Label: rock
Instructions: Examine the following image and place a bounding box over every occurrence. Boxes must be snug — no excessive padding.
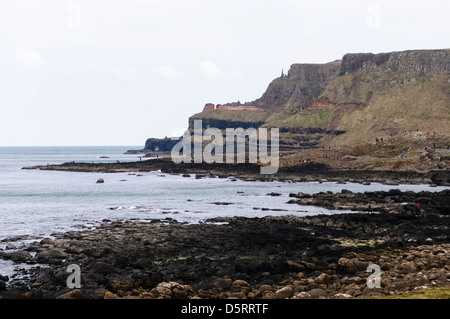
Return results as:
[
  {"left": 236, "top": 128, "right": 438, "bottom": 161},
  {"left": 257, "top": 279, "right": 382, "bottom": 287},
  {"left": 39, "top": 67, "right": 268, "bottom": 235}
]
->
[
  {"left": 104, "top": 291, "right": 121, "bottom": 299},
  {"left": 337, "top": 257, "right": 369, "bottom": 273},
  {"left": 96, "top": 178, "right": 104, "bottom": 183},
  {"left": 152, "top": 282, "right": 173, "bottom": 299},
  {"left": 56, "top": 289, "right": 84, "bottom": 299},
  {"left": 360, "top": 287, "right": 382, "bottom": 297},
  {"left": 212, "top": 278, "right": 233, "bottom": 290},
  {"left": 292, "top": 292, "right": 311, "bottom": 299},
  {"left": 172, "top": 283, "right": 194, "bottom": 299},
  {"left": 230, "top": 280, "right": 251, "bottom": 294},
  {"left": 342, "top": 155, "right": 357, "bottom": 161},
  {"left": 89, "top": 262, "right": 116, "bottom": 275},
  {"left": 315, "top": 273, "right": 332, "bottom": 285},
  {"left": 331, "top": 293, "right": 353, "bottom": 299},
  {"left": 0, "top": 275, "right": 7, "bottom": 291},
  {"left": 35, "top": 248, "right": 68, "bottom": 264},
  {"left": 93, "top": 288, "right": 109, "bottom": 299},
  {"left": 395, "top": 261, "right": 417, "bottom": 274},
  {"left": 273, "top": 286, "right": 294, "bottom": 299},
  {"left": 0, "top": 250, "right": 32, "bottom": 263},
  {"left": 307, "top": 288, "right": 328, "bottom": 298},
  {"left": 267, "top": 192, "right": 282, "bottom": 196}
]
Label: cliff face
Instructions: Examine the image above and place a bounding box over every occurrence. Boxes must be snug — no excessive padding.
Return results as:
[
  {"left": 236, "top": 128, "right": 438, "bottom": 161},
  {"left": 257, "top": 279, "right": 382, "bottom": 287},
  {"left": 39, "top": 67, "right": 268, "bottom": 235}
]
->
[
  {"left": 251, "top": 61, "right": 341, "bottom": 114},
  {"left": 340, "top": 50, "right": 449, "bottom": 75},
  {"left": 180, "top": 49, "right": 449, "bottom": 151}
]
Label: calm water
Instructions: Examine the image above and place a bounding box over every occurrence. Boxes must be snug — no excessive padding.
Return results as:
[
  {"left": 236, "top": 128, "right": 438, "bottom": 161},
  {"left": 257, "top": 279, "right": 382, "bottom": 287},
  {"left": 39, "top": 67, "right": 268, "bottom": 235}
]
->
[{"left": 0, "top": 146, "right": 448, "bottom": 276}]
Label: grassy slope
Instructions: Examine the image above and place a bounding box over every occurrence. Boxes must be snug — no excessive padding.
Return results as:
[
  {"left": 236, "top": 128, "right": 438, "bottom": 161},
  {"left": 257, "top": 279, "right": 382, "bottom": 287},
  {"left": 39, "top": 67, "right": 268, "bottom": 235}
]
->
[
  {"left": 368, "top": 287, "right": 450, "bottom": 299},
  {"left": 265, "top": 73, "right": 449, "bottom": 148},
  {"left": 332, "top": 74, "right": 450, "bottom": 147}
]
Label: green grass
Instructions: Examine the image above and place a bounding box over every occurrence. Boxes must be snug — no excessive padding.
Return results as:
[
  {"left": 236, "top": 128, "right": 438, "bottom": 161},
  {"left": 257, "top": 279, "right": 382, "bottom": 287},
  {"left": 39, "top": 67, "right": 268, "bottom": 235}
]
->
[
  {"left": 368, "top": 287, "right": 450, "bottom": 299},
  {"left": 267, "top": 107, "right": 336, "bottom": 128}
]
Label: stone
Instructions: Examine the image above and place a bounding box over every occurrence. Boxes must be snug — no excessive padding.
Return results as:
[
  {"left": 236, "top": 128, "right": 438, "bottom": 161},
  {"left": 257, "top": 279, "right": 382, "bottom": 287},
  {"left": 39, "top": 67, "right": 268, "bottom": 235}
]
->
[
  {"left": 307, "top": 288, "right": 328, "bottom": 299},
  {"left": 337, "top": 257, "right": 369, "bottom": 273},
  {"left": 342, "top": 155, "right": 357, "bottom": 161},
  {"left": 230, "top": 280, "right": 251, "bottom": 294},
  {"left": 56, "top": 289, "right": 84, "bottom": 299},
  {"left": 212, "top": 278, "right": 233, "bottom": 290},
  {"left": 292, "top": 292, "right": 311, "bottom": 299},
  {"left": 96, "top": 178, "right": 104, "bottom": 183},
  {"left": 331, "top": 293, "right": 353, "bottom": 299},
  {"left": 315, "top": 273, "right": 331, "bottom": 285},
  {"left": 89, "top": 262, "right": 116, "bottom": 275},
  {"left": 395, "top": 261, "right": 417, "bottom": 274},
  {"left": 273, "top": 286, "right": 294, "bottom": 299},
  {"left": 35, "top": 248, "right": 68, "bottom": 264}
]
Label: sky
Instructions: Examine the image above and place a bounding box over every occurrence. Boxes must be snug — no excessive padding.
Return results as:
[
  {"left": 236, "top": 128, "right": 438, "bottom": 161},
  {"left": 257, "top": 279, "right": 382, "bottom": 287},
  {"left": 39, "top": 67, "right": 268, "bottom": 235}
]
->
[{"left": 0, "top": 0, "right": 449, "bottom": 146}]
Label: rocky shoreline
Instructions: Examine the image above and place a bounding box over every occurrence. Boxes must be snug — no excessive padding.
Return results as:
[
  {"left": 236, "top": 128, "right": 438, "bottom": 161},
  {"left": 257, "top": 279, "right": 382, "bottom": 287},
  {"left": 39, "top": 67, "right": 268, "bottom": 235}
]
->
[
  {"left": 22, "top": 157, "right": 450, "bottom": 186},
  {"left": 0, "top": 188, "right": 448, "bottom": 300}
]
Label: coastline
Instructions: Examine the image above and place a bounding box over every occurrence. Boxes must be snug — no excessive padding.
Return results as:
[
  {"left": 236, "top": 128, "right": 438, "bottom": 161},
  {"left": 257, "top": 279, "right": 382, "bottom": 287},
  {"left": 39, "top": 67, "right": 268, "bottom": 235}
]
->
[
  {"left": 1, "top": 213, "right": 449, "bottom": 299},
  {"left": 0, "top": 188, "right": 448, "bottom": 299},
  {"left": 1, "top": 158, "right": 447, "bottom": 299},
  {"left": 22, "top": 157, "right": 450, "bottom": 186}
]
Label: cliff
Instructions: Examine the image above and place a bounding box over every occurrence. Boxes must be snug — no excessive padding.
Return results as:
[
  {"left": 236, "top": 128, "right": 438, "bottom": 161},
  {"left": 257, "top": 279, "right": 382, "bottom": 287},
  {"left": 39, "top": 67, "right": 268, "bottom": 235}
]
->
[
  {"left": 130, "top": 49, "right": 450, "bottom": 154},
  {"left": 185, "top": 49, "right": 449, "bottom": 151}
]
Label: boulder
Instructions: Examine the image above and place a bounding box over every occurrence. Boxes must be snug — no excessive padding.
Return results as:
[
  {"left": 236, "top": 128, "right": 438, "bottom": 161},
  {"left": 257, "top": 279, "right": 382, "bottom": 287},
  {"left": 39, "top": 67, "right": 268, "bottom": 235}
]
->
[
  {"left": 96, "top": 178, "right": 104, "bottom": 184},
  {"left": 342, "top": 155, "right": 357, "bottom": 161},
  {"left": 273, "top": 286, "right": 294, "bottom": 299},
  {"left": 307, "top": 288, "right": 328, "bottom": 298},
  {"left": 35, "top": 248, "right": 68, "bottom": 264},
  {"left": 230, "top": 280, "right": 251, "bottom": 294},
  {"left": 337, "top": 257, "right": 369, "bottom": 273}
]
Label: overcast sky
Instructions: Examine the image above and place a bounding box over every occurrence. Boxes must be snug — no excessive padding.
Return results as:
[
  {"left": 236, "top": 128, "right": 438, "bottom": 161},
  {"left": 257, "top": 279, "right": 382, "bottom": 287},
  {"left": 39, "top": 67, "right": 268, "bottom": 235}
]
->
[{"left": 0, "top": 0, "right": 448, "bottom": 146}]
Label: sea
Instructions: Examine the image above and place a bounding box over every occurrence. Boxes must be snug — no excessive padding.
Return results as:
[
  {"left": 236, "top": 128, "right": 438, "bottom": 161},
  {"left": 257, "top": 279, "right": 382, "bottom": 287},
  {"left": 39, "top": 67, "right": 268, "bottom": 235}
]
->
[{"left": 0, "top": 146, "right": 448, "bottom": 277}]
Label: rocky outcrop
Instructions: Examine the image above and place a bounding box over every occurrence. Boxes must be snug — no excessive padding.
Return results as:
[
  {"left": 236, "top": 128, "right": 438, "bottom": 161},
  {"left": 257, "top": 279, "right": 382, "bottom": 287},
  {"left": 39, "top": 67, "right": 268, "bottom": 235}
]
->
[
  {"left": 340, "top": 49, "right": 450, "bottom": 76},
  {"left": 144, "top": 137, "right": 182, "bottom": 152},
  {"left": 254, "top": 61, "right": 341, "bottom": 113},
  {"left": 188, "top": 117, "right": 266, "bottom": 131}
]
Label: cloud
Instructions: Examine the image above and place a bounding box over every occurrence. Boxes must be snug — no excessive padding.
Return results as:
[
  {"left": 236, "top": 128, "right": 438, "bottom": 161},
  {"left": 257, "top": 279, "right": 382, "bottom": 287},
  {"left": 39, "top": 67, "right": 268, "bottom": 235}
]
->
[
  {"left": 112, "top": 66, "right": 138, "bottom": 81},
  {"left": 0, "top": 49, "right": 47, "bottom": 69},
  {"left": 199, "top": 60, "right": 242, "bottom": 79},
  {"left": 153, "top": 65, "right": 185, "bottom": 79}
]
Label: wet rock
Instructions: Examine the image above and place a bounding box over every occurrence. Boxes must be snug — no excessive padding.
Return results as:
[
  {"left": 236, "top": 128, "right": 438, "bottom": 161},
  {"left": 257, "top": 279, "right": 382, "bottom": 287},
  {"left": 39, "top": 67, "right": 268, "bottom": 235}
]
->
[
  {"left": 35, "top": 249, "right": 68, "bottom": 264},
  {"left": 96, "top": 178, "right": 104, "bottom": 183}
]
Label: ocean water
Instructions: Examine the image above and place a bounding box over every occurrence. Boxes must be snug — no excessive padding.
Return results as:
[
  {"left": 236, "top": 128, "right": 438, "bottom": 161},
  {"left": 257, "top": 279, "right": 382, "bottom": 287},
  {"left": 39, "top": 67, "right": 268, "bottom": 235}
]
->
[{"left": 0, "top": 146, "right": 448, "bottom": 277}]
